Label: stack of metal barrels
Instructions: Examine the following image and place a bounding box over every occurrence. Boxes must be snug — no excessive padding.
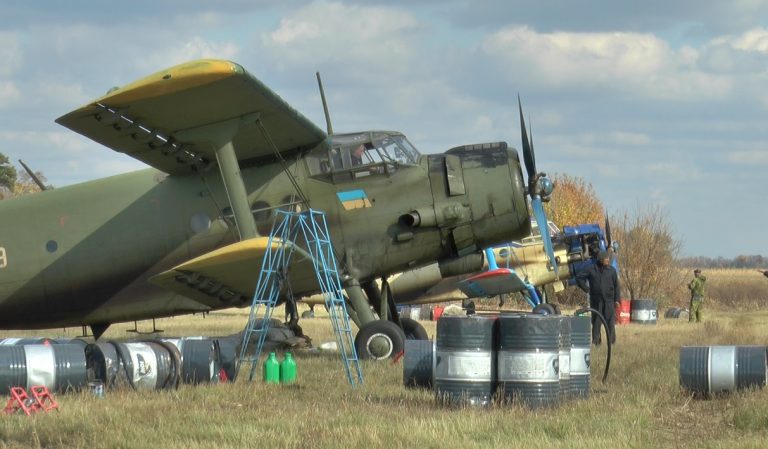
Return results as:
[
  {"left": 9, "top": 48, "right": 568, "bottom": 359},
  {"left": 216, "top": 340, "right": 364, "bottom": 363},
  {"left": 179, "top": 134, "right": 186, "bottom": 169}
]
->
[
  {"left": 0, "top": 336, "right": 239, "bottom": 395},
  {"left": 404, "top": 313, "right": 592, "bottom": 408}
]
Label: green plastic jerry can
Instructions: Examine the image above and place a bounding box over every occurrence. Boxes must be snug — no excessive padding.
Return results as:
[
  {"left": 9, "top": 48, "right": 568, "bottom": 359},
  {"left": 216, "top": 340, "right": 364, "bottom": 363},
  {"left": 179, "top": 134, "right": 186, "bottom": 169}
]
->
[
  {"left": 263, "top": 352, "right": 280, "bottom": 384},
  {"left": 280, "top": 352, "right": 297, "bottom": 384}
]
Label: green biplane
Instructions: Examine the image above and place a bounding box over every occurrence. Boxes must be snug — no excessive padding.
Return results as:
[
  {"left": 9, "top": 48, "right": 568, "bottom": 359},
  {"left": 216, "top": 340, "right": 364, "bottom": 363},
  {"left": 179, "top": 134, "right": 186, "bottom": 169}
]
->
[{"left": 0, "top": 59, "right": 553, "bottom": 359}]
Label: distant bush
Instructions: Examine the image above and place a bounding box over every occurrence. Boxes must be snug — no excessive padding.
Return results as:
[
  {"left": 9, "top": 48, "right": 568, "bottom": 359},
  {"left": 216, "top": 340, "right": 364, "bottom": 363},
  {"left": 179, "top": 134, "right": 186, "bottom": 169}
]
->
[{"left": 613, "top": 204, "right": 685, "bottom": 310}]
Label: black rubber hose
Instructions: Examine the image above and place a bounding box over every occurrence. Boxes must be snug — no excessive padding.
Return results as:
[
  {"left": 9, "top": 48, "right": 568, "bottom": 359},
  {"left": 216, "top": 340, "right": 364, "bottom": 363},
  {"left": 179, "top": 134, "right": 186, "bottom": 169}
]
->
[{"left": 574, "top": 307, "right": 611, "bottom": 383}]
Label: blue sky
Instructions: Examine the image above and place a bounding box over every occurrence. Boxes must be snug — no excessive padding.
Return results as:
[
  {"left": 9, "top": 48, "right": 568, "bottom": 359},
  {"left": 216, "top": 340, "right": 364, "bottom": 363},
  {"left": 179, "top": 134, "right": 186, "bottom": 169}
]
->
[{"left": 0, "top": 1, "right": 766, "bottom": 257}]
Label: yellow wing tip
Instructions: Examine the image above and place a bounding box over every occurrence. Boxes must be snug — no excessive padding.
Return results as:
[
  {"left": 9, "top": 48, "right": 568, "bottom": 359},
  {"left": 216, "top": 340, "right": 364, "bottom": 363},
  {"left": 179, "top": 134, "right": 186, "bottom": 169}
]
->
[{"left": 91, "top": 59, "right": 244, "bottom": 107}]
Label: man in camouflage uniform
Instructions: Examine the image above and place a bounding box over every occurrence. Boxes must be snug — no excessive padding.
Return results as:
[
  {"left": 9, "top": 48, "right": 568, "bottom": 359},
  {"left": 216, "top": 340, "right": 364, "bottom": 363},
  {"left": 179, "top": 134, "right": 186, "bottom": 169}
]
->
[{"left": 688, "top": 269, "right": 706, "bottom": 323}]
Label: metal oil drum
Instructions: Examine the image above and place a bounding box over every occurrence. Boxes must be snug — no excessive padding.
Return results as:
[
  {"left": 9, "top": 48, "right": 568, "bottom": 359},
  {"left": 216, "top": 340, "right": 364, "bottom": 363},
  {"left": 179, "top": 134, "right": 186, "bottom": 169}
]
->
[
  {"left": 497, "top": 313, "right": 560, "bottom": 408},
  {"left": 630, "top": 299, "right": 657, "bottom": 325},
  {"left": 680, "top": 345, "right": 766, "bottom": 395},
  {"left": 403, "top": 339, "right": 433, "bottom": 389},
  {"left": 0, "top": 344, "right": 87, "bottom": 393},
  {"left": 558, "top": 316, "right": 571, "bottom": 401},
  {"left": 569, "top": 315, "right": 591, "bottom": 398},
  {"left": 434, "top": 315, "right": 497, "bottom": 407},
  {"left": 162, "top": 338, "right": 218, "bottom": 384},
  {"left": 86, "top": 341, "right": 180, "bottom": 391}
]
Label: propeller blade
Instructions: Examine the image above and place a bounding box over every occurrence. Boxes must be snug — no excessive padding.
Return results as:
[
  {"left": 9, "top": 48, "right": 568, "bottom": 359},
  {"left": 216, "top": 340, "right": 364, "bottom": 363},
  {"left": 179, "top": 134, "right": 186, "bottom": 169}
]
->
[
  {"left": 532, "top": 197, "right": 558, "bottom": 275},
  {"left": 605, "top": 215, "right": 613, "bottom": 248},
  {"left": 528, "top": 116, "right": 536, "bottom": 167},
  {"left": 518, "top": 96, "right": 536, "bottom": 181}
]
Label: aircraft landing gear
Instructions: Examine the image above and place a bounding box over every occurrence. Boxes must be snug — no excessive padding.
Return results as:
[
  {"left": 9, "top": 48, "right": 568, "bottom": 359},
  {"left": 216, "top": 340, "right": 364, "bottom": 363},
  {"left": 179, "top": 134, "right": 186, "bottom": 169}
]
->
[
  {"left": 354, "top": 320, "right": 406, "bottom": 360},
  {"left": 533, "top": 303, "right": 557, "bottom": 315},
  {"left": 400, "top": 317, "right": 428, "bottom": 340}
]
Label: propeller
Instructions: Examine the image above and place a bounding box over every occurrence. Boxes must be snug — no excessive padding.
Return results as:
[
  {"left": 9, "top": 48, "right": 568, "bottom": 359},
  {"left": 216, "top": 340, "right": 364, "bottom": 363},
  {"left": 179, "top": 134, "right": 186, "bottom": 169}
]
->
[
  {"left": 604, "top": 215, "right": 613, "bottom": 249},
  {"left": 518, "top": 96, "right": 558, "bottom": 275}
]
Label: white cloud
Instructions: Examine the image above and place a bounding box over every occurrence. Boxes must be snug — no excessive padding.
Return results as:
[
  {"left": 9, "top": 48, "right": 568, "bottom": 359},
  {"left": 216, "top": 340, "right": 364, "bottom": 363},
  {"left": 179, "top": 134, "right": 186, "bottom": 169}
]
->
[
  {"left": 727, "top": 150, "right": 768, "bottom": 165},
  {"left": 0, "top": 32, "right": 21, "bottom": 77},
  {"left": 261, "top": 1, "right": 421, "bottom": 83},
  {"left": 717, "top": 26, "right": 768, "bottom": 53},
  {"left": 145, "top": 37, "right": 240, "bottom": 69},
  {"left": 0, "top": 131, "right": 92, "bottom": 154},
  {"left": 0, "top": 82, "right": 21, "bottom": 108},
  {"left": 644, "top": 162, "right": 701, "bottom": 180},
  {"left": 544, "top": 131, "right": 651, "bottom": 154},
  {"left": 33, "top": 82, "right": 89, "bottom": 109},
  {"left": 481, "top": 26, "right": 732, "bottom": 100}
]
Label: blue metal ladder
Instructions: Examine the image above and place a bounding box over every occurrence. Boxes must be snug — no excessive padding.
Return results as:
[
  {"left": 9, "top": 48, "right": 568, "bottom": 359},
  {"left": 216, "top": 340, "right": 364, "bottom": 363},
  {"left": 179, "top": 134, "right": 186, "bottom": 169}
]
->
[{"left": 238, "top": 209, "right": 363, "bottom": 386}]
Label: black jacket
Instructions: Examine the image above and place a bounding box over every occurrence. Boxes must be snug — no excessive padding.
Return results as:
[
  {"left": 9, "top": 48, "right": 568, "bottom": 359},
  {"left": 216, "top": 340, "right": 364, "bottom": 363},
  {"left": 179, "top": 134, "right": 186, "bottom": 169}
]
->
[{"left": 576, "top": 263, "right": 621, "bottom": 306}]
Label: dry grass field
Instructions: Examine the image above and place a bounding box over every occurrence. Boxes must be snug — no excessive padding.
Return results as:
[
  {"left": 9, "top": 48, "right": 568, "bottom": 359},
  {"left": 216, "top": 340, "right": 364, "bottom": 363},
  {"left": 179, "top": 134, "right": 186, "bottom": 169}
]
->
[
  {"left": 695, "top": 268, "right": 768, "bottom": 311},
  {"left": 1, "top": 269, "right": 767, "bottom": 449}
]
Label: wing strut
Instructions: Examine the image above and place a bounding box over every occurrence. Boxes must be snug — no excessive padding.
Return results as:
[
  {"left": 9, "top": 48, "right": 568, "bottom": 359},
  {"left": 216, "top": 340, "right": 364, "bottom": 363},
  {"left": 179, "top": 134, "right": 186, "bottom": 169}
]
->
[{"left": 176, "top": 112, "right": 262, "bottom": 240}]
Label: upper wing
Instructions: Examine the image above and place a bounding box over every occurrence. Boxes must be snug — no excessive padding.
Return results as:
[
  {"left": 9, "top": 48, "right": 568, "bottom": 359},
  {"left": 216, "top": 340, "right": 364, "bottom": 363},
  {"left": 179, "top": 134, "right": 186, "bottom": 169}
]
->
[
  {"left": 150, "top": 237, "right": 319, "bottom": 308},
  {"left": 56, "top": 59, "right": 327, "bottom": 174}
]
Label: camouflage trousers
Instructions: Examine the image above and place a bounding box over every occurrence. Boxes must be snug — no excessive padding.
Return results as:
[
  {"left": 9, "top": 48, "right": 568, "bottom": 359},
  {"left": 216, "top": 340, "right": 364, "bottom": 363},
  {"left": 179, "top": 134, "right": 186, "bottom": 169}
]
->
[{"left": 689, "top": 297, "right": 703, "bottom": 323}]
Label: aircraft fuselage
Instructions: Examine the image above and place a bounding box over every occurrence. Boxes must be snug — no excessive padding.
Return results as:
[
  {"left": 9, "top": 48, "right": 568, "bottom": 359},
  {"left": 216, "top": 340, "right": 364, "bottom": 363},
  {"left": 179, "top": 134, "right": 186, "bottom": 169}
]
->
[{"left": 0, "top": 140, "right": 530, "bottom": 329}]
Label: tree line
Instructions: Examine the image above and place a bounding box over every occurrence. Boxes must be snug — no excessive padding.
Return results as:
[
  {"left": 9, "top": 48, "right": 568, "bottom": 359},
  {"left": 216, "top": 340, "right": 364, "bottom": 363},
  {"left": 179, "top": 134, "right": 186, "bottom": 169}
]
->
[{"left": 678, "top": 255, "right": 767, "bottom": 269}]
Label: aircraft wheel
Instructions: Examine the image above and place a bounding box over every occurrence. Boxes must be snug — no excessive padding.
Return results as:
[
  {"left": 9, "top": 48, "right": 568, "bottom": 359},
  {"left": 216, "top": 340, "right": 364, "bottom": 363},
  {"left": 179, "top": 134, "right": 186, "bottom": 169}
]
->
[
  {"left": 354, "top": 321, "right": 406, "bottom": 360},
  {"left": 301, "top": 310, "right": 314, "bottom": 319},
  {"left": 533, "top": 303, "right": 556, "bottom": 315},
  {"left": 400, "top": 317, "right": 429, "bottom": 340}
]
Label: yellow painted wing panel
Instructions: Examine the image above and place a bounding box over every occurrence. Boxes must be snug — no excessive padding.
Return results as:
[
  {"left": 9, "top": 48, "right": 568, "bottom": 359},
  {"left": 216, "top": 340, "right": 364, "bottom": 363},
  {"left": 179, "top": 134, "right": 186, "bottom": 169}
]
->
[
  {"left": 150, "top": 237, "right": 319, "bottom": 308},
  {"left": 56, "top": 59, "right": 326, "bottom": 175}
]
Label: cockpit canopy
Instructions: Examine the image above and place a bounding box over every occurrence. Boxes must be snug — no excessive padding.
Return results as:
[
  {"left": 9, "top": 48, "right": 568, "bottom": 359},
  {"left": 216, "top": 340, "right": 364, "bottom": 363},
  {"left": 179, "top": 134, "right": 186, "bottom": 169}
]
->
[{"left": 306, "top": 131, "right": 421, "bottom": 180}]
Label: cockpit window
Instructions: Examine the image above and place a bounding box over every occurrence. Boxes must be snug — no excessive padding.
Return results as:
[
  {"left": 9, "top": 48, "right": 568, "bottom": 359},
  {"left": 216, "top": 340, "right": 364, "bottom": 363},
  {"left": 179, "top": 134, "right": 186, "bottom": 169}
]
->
[{"left": 306, "top": 132, "right": 421, "bottom": 179}]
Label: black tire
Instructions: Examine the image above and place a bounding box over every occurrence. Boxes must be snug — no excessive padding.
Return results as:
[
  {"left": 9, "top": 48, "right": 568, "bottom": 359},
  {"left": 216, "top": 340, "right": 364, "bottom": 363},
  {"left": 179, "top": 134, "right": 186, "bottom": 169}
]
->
[
  {"left": 533, "top": 303, "right": 556, "bottom": 315},
  {"left": 664, "top": 307, "right": 680, "bottom": 319},
  {"left": 301, "top": 310, "right": 314, "bottom": 319},
  {"left": 551, "top": 304, "right": 562, "bottom": 315},
  {"left": 354, "top": 321, "right": 406, "bottom": 360},
  {"left": 400, "top": 317, "right": 429, "bottom": 340},
  {"left": 463, "top": 300, "right": 476, "bottom": 316}
]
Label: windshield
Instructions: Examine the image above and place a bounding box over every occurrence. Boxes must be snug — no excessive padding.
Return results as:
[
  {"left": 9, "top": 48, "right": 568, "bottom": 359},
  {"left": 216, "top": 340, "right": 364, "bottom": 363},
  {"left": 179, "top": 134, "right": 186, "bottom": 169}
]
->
[{"left": 306, "top": 131, "right": 421, "bottom": 178}]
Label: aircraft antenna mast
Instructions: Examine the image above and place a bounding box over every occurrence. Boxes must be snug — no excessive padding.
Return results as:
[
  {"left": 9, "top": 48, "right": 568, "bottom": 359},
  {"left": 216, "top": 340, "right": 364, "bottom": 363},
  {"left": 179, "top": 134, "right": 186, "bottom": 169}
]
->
[
  {"left": 18, "top": 160, "right": 49, "bottom": 191},
  {"left": 316, "top": 72, "right": 333, "bottom": 135}
]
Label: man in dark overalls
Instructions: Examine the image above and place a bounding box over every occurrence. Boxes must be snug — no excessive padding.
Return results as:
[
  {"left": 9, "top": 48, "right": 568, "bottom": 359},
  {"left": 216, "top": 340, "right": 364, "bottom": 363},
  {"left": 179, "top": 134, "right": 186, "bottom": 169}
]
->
[{"left": 576, "top": 251, "right": 621, "bottom": 345}]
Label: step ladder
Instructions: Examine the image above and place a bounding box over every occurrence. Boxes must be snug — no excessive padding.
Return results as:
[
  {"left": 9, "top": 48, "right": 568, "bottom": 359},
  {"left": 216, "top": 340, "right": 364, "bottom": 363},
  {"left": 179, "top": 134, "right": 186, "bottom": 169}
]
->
[
  {"left": 3, "top": 386, "right": 59, "bottom": 415},
  {"left": 238, "top": 209, "right": 363, "bottom": 386}
]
